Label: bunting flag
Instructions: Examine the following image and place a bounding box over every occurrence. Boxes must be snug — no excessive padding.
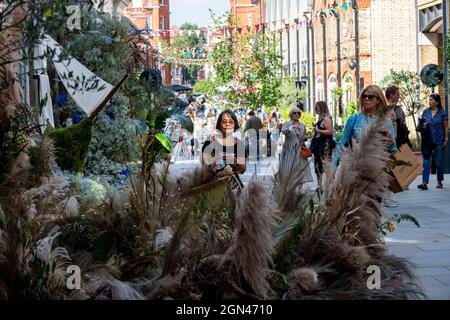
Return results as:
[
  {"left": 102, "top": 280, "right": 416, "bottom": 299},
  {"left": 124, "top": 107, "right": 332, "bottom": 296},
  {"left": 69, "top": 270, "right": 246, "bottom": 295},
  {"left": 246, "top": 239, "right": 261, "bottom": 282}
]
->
[{"left": 195, "top": 30, "right": 201, "bottom": 37}]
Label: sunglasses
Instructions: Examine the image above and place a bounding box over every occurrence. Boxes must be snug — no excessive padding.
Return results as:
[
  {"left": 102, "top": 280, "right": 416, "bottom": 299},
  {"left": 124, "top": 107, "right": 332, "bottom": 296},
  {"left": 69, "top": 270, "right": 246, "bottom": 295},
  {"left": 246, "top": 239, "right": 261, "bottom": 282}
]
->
[
  {"left": 292, "top": 112, "right": 301, "bottom": 115},
  {"left": 362, "top": 94, "right": 377, "bottom": 100}
]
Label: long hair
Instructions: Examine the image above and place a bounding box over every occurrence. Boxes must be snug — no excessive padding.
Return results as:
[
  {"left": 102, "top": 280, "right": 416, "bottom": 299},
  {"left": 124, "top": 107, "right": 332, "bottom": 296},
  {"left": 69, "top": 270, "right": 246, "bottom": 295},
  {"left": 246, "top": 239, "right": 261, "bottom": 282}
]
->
[
  {"left": 429, "top": 93, "right": 443, "bottom": 111},
  {"left": 314, "top": 101, "right": 331, "bottom": 119},
  {"left": 359, "top": 85, "right": 387, "bottom": 113},
  {"left": 216, "top": 109, "right": 240, "bottom": 132}
]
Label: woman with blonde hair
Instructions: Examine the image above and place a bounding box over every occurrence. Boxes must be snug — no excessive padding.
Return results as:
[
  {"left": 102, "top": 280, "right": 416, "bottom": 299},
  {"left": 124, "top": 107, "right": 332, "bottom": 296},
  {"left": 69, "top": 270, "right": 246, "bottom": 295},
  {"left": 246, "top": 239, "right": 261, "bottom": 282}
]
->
[
  {"left": 310, "top": 101, "right": 336, "bottom": 187},
  {"left": 333, "top": 84, "right": 397, "bottom": 168}
]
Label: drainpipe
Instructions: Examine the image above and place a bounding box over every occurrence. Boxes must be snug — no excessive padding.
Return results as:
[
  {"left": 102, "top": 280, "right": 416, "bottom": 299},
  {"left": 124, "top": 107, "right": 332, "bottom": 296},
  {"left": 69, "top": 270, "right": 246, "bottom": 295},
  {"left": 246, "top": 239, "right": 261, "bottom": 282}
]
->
[
  {"left": 321, "top": 13, "right": 327, "bottom": 103},
  {"left": 311, "top": 19, "right": 316, "bottom": 106},
  {"left": 352, "top": 1, "right": 360, "bottom": 98},
  {"left": 304, "top": 17, "right": 311, "bottom": 111}
]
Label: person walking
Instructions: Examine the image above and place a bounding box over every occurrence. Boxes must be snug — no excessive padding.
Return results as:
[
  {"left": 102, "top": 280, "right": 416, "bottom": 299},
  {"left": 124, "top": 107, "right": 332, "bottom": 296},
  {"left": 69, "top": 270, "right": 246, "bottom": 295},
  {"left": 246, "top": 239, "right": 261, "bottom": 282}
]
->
[
  {"left": 383, "top": 85, "right": 409, "bottom": 206},
  {"left": 201, "top": 109, "right": 247, "bottom": 189},
  {"left": 281, "top": 107, "right": 313, "bottom": 183},
  {"left": 245, "top": 110, "right": 263, "bottom": 161},
  {"left": 417, "top": 93, "right": 448, "bottom": 190},
  {"left": 385, "top": 85, "right": 412, "bottom": 149},
  {"left": 310, "top": 101, "right": 335, "bottom": 188},
  {"left": 333, "top": 85, "right": 397, "bottom": 168}
]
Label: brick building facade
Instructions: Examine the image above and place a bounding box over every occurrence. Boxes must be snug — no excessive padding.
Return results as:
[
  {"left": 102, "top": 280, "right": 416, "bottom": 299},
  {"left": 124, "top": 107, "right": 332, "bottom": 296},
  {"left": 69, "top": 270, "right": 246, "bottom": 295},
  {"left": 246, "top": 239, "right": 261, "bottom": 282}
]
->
[
  {"left": 311, "top": 0, "right": 418, "bottom": 124},
  {"left": 123, "top": 0, "right": 171, "bottom": 84},
  {"left": 230, "top": 0, "right": 266, "bottom": 28}
]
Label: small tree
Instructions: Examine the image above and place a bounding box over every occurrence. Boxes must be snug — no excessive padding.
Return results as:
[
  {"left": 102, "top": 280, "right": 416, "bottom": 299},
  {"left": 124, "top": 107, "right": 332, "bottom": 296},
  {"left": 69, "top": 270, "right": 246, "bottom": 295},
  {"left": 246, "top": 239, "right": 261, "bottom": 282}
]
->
[
  {"left": 193, "top": 78, "right": 216, "bottom": 95},
  {"left": 209, "top": 13, "right": 283, "bottom": 110},
  {"left": 381, "top": 69, "right": 430, "bottom": 141}
]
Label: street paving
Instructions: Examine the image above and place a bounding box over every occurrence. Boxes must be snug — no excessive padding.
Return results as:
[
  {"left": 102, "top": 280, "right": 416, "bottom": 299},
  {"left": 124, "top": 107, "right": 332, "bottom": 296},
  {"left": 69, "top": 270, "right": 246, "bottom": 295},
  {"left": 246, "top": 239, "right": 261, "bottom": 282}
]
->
[
  {"left": 170, "top": 144, "right": 450, "bottom": 300},
  {"left": 385, "top": 175, "right": 450, "bottom": 300}
]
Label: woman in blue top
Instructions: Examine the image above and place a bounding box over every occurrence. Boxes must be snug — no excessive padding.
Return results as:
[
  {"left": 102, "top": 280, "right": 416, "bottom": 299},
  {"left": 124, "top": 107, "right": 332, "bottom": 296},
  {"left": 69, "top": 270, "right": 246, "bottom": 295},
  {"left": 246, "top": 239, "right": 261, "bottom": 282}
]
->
[
  {"left": 333, "top": 85, "right": 397, "bottom": 168},
  {"left": 417, "top": 93, "right": 449, "bottom": 190}
]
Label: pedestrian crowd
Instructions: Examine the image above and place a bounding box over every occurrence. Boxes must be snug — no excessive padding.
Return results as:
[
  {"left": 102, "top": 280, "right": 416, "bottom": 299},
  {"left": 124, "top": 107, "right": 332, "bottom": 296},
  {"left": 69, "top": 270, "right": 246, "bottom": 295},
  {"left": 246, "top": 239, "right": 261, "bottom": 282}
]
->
[{"left": 174, "top": 85, "right": 448, "bottom": 201}]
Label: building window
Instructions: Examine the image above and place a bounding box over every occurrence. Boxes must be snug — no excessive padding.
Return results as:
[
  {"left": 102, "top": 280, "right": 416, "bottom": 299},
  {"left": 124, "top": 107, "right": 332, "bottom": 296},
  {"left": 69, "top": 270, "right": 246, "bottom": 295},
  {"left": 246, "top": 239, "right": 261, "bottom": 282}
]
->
[
  {"left": 247, "top": 13, "right": 253, "bottom": 27},
  {"left": 160, "top": 0, "right": 165, "bottom": 5},
  {"left": 147, "top": 15, "right": 153, "bottom": 29},
  {"left": 343, "top": 73, "right": 353, "bottom": 109},
  {"left": 160, "top": 16, "right": 165, "bottom": 30},
  {"left": 132, "top": 0, "right": 143, "bottom": 8},
  {"left": 316, "top": 76, "right": 323, "bottom": 102},
  {"left": 328, "top": 74, "right": 337, "bottom": 118}
]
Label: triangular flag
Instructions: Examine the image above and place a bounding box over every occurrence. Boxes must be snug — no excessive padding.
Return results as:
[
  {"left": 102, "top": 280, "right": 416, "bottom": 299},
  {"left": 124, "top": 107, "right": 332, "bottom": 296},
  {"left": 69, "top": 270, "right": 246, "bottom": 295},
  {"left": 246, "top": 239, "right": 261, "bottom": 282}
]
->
[
  {"left": 246, "top": 26, "right": 251, "bottom": 33},
  {"left": 342, "top": 3, "right": 348, "bottom": 10},
  {"left": 272, "top": 21, "right": 277, "bottom": 26},
  {"left": 255, "top": 24, "right": 260, "bottom": 32},
  {"left": 195, "top": 30, "right": 201, "bottom": 37},
  {"left": 237, "top": 27, "right": 242, "bottom": 34}
]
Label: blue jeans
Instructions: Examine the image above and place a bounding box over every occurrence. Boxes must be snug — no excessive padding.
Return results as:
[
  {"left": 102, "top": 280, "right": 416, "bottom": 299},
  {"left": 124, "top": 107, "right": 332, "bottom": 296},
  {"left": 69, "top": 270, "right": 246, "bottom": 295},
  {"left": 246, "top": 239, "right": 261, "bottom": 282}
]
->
[{"left": 423, "top": 143, "right": 444, "bottom": 184}]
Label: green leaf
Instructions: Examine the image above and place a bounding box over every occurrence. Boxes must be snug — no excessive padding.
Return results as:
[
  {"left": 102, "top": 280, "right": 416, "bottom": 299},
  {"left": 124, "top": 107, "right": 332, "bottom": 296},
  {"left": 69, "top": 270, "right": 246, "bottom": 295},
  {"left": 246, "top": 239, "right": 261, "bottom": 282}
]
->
[{"left": 155, "top": 133, "right": 173, "bottom": 152}]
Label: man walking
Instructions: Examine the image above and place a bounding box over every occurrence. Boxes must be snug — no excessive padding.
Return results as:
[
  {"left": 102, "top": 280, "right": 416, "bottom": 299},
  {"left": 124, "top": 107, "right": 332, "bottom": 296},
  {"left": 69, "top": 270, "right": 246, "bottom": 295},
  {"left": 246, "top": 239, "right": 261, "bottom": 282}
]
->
[
  {"left": 386, "top": 85, "right": 412, "bottom": 149},
  {"left": 245, "top": 110, "right": 263, "bottom": 161},
  {"left": 384, "top": 85, "right": 411, "bottom": 207}
]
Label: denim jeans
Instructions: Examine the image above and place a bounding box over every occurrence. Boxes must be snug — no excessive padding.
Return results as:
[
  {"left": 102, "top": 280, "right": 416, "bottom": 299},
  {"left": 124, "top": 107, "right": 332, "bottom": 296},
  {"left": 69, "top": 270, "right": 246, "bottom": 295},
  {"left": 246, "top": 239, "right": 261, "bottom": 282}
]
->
[{"left": 423, "top": 143, "right": 444, "bottom": 184}]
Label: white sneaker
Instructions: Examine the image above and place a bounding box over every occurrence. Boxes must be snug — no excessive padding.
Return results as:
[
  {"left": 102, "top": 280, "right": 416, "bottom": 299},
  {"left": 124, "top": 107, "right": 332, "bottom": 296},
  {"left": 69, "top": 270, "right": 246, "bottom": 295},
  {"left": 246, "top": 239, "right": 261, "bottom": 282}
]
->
[{"left": 383, "top": 198, "right": 399, "bottom": 208}]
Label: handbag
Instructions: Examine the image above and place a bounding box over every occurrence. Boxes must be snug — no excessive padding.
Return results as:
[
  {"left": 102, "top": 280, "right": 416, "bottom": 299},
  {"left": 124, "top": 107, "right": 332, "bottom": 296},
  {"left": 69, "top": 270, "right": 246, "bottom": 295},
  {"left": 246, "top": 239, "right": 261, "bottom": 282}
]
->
[{"left": 301, "top": 145, "right": 312, "bottom": 159}]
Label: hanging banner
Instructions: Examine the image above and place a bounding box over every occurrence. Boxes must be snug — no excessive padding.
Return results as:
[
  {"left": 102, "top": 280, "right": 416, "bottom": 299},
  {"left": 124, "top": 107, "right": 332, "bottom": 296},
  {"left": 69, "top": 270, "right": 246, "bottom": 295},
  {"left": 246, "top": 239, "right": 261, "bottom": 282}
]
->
[{"left": 41, "top": 35, "right": 114, "bottom": 117}]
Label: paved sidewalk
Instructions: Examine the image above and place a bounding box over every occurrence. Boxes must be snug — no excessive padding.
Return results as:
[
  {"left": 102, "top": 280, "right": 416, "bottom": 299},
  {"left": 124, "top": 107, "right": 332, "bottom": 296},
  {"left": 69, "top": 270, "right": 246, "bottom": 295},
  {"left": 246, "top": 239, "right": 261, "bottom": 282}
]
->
[
  {"left": 385, "top": 174, "right": 450, "bottom": 300},
  {"left": 170, "top": 156, "right": 450, "bottom": 300}
]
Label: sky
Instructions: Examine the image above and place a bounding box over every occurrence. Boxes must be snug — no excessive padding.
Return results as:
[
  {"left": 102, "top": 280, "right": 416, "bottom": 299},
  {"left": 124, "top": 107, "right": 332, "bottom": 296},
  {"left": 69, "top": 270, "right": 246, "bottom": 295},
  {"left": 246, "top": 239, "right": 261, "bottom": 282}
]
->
[{"left": 170, "top": 0, "right": 229, "bottom": 28}]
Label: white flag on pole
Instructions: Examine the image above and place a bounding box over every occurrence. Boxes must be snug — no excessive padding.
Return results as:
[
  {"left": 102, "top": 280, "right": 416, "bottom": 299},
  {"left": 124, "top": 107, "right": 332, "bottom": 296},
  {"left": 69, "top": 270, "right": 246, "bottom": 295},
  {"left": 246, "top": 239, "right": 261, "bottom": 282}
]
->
[{"left": 41, "top": 35, "right": 114, "bottom": 117}]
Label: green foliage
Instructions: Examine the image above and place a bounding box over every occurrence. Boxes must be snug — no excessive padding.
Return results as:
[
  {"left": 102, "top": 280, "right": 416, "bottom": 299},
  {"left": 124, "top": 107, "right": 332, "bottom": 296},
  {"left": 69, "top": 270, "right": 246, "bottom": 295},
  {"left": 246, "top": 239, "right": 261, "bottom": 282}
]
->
[
  {"left": 124, "top": 73, "right": 177, "bottom": 122},
  {"left": 380, "top": 214, "right": 420, "bottom": 236},
  {"left": 380, "top": 69, "right": 430, "bottom": 141},
  {"left": 301, "top": 112, "right": 317, "bottom": 134},
  {"left": 45, "top": 119, "right": 93, "bottom": 172},
  {"left": 49, "top": 5, "right": 134, "bottom": 84},
  {"left": 409, "top": 136, "right": 421, "bottom": 152},
  {"left": 28, "top": 137, "right": 54, "bottom": 179},
  {"left": 210, "top": 18, "right": 283, "bottom": 109},
  {"left": 345, "top": 101, "right": 358, "bottom": 120},
  {"left": 193, "top": 78, "right": 217, "bottom": 95},
  {"left": 279, "top": 77, "right": 306, "bottom": 110}
]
